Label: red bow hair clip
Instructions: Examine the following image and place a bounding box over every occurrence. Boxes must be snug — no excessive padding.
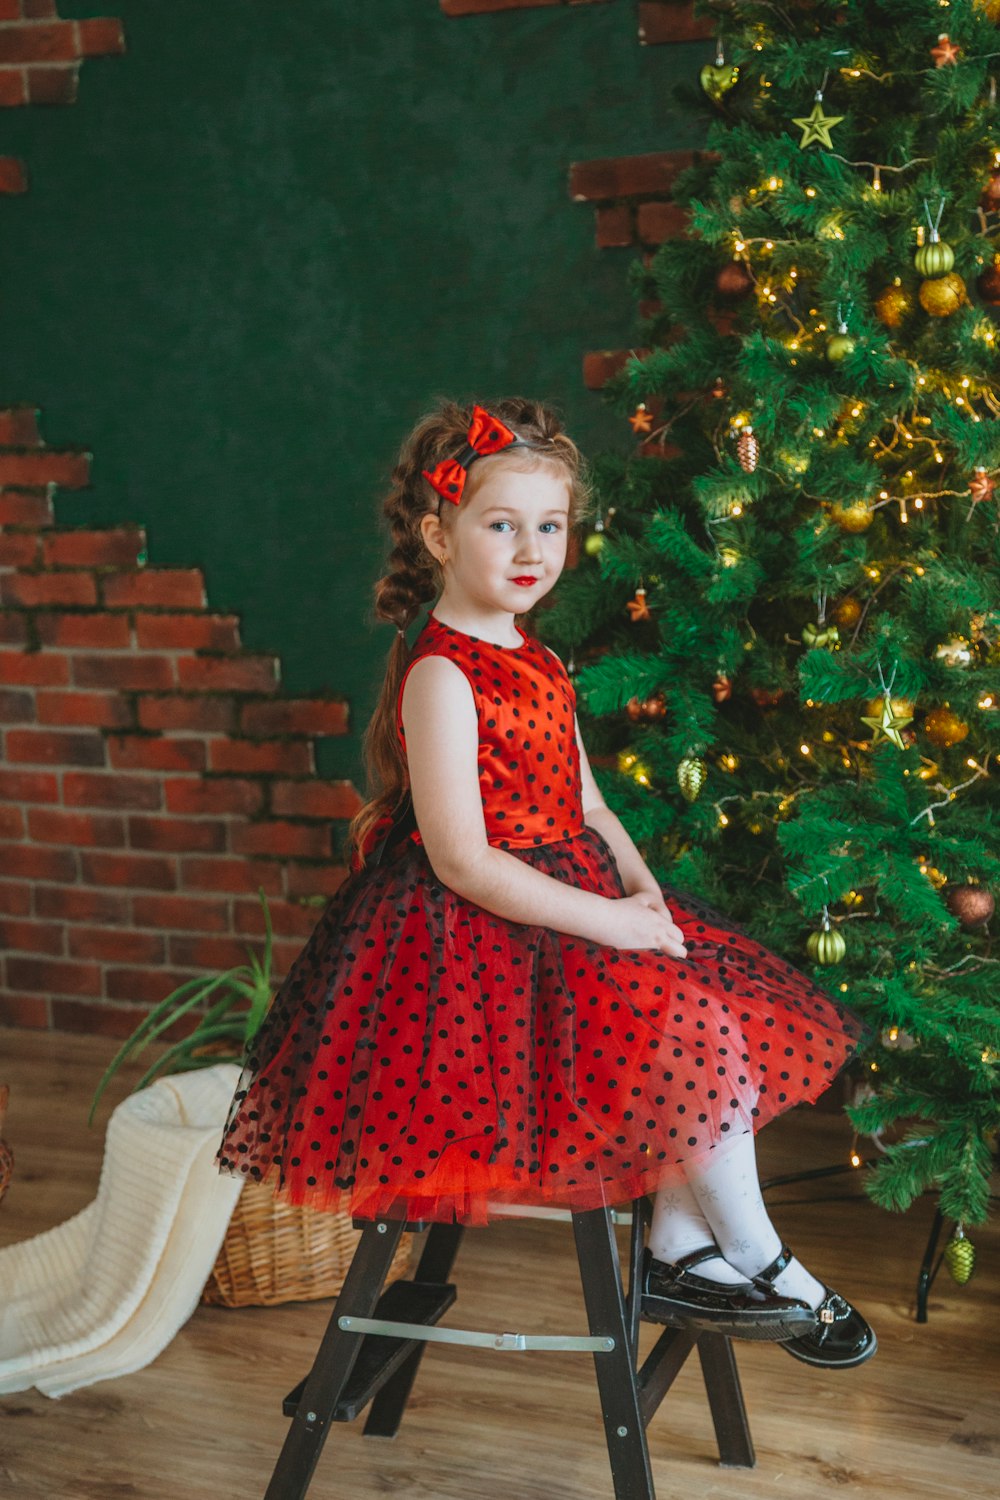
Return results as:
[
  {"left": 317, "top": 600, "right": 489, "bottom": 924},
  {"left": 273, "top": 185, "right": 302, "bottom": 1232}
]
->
[{"left": 422, "top": 404, "right": 527, "bottom": 505}]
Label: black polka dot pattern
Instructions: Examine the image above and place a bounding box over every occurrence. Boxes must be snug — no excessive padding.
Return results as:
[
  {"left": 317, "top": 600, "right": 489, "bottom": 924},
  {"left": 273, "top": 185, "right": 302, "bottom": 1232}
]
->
[{"left": 216, "top": 614, "right": 867, "bottom": 1226}]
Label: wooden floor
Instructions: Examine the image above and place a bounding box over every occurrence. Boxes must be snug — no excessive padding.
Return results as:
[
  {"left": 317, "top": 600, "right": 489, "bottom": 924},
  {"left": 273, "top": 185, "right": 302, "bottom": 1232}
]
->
[{"left": 0, "top": 1027, "right": 997, "bottom": 1500}]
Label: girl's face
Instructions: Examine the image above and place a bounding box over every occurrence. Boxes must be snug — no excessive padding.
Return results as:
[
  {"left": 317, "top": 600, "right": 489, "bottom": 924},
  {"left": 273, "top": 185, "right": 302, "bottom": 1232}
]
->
[{"left": 423, "top": 461, "right": 571, "bottom": 621}]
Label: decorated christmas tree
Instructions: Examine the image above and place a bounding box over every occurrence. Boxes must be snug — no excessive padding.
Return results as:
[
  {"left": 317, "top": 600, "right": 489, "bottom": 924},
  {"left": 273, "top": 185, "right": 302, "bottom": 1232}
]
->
[{"left": 541, "top": 0, "right": 1000, "bottom": 1241}]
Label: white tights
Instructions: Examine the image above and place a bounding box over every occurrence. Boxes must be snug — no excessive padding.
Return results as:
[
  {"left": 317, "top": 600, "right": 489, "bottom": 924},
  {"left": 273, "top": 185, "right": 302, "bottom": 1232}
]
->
[{"left": 648, "top": 1131, "right": 826, "bottom": 1309}]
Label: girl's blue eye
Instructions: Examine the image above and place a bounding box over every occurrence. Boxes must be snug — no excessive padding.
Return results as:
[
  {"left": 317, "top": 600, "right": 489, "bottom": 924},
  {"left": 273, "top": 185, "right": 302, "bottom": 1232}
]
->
[{"left": 489, "top": 520, "right": 562, "bottom": 533}]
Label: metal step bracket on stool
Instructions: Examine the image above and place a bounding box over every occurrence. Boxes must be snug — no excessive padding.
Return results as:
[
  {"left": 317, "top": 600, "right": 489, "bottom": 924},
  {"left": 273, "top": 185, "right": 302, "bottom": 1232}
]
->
[
  {"left": 263, "top": 1200, "right": 756, "bottom": 1500},
  {"left": 339, "top": 1313, "right": 614, "bottom": 1353}
]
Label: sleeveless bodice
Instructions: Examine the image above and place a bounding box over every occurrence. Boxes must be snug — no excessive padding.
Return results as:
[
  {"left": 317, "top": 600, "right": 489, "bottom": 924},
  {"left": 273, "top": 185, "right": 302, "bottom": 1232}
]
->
[{"left": 396, "top": 610, "right": 585, "bottom": 850}]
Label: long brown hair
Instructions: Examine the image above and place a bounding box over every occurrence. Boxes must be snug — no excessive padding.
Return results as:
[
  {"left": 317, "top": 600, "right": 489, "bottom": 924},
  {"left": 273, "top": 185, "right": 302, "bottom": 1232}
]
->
[{"left": 346, "top": 396, "right": 591, "bottom": 870}]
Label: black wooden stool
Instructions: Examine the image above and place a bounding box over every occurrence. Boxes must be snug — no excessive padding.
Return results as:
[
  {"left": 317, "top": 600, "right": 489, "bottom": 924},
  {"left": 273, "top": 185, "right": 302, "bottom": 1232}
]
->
[{"left": 263, "top": 1198, "right": 755, "bottom": 1500}]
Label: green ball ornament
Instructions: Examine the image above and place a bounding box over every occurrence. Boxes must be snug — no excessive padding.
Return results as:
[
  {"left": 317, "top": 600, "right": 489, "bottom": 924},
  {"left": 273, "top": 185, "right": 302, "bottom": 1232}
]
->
[
  {"left": 826, "top": 331, "right": 855, "bottom": 362},
  {"left": 914, "top": 236, "right": 955, "bottom": 278},
  {"left": 584, "top": 532, "right": 606, "bottom": 556},
  {"left": 806, "top": 915, "right": 846, "bottom": 965}
]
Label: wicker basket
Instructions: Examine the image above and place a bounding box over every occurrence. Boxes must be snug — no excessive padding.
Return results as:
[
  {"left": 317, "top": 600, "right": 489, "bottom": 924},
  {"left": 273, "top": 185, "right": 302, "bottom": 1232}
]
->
[{"left": 202, "top": 1178, "right": 413, "bottom": 1308}]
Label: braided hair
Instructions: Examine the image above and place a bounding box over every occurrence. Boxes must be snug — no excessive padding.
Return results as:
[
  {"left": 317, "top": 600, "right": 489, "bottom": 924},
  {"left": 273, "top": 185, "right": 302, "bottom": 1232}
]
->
[{"left": 346, "top": 396, "right": 590, "bottom": 870}]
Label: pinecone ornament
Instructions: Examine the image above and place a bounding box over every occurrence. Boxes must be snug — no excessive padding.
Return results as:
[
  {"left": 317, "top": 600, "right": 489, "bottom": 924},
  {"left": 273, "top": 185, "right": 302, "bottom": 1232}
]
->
[
  {"left": 677, "top": 755, "right": 707, "bottom": 802},
  {"left": 736, "top": 427, "right": 759, "bottom": 473},
  {"left": 942, "top": 1225, "right": 975, "bottom": 1285}
]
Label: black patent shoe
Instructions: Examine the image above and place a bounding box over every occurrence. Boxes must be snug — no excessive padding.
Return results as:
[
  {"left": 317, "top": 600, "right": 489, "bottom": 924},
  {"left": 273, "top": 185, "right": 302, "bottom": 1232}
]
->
[
  {"left": 751, "top": 1244, "right": 877, "bottom": 1369},
  {"left": 640, "top": 1245, "right": 818, "bottom": 1342}
]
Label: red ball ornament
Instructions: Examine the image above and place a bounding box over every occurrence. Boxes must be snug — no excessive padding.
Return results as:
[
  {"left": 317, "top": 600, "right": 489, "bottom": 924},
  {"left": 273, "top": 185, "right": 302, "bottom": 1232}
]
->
[
  {"left": 715, "top": 261, "right": 753, "bottom": 299},
  {"left": 976, "top": 259, "right": 1000, "bottom": 305},
  {"left": 981, "top": 171, "right": 1000, "bottom": 207}
]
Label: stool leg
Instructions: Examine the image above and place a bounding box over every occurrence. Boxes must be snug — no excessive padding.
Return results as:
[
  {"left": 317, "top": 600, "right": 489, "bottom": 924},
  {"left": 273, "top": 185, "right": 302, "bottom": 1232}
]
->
[
  {"left": 572, "top": 1207, "right": 657, "bottom": 1500},
  {"left": 264, "top": 1217, "right": 407, "bottom": 1500},
  {"left": 697, "top": 1336, "right": 755, "bottom": 1469},
  {"left": 363, "top": 1221, "right": 465, "bottom": 1438}
]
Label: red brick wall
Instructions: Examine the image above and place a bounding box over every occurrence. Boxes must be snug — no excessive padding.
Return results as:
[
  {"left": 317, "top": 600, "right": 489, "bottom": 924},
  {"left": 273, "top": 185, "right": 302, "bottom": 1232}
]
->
[
  {"left": 0, "top": 3, "right": 124, "bottom": 109},
  {"left": 0, "top": 408, "right": 360, "bottom": 1035}
]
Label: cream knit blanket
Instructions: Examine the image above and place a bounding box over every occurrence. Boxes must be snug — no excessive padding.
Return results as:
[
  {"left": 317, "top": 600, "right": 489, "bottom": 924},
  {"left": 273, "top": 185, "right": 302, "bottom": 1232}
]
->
[{"left": 0, "top": 1064, "right": 242, "bottom": 1399}]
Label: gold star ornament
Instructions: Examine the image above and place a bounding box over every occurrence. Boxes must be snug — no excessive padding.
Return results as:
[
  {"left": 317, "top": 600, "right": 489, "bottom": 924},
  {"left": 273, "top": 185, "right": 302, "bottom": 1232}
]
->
[
  {"left": 860, "top": 695, "right": 914, "bottom": 750},
  {"left": 792, "top": 94, "right": 844, "bottom": 150}
]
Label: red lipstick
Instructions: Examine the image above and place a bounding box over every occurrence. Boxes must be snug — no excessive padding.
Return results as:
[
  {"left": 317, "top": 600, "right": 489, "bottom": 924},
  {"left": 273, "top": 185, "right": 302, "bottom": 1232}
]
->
[{"left": 511, "top": 576, "right": 538, "bottom": 586}]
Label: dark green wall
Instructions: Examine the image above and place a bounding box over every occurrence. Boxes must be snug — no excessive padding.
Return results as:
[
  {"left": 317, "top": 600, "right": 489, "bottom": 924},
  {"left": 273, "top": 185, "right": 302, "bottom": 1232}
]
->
[{"left": 0, "top": 0, "right": 703, "bottom": 785}]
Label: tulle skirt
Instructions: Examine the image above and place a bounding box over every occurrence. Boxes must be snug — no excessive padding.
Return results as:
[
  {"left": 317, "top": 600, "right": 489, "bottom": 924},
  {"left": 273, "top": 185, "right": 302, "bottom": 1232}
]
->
[{"left": 216, "top": 826, "right": 866, "bottom": 1225}]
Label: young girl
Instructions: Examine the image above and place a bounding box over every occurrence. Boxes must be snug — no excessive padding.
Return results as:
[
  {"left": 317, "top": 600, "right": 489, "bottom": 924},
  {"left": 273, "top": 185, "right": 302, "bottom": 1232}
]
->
[{"left": 217, "top": 398, "right": 875, "bottom": 1369}]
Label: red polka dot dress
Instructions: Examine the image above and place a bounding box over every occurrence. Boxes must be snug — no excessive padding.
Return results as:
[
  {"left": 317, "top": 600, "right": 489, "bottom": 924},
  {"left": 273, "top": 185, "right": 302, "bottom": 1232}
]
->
[{"left": 216, "top": 611, "right": 866, "bottom": 1226}]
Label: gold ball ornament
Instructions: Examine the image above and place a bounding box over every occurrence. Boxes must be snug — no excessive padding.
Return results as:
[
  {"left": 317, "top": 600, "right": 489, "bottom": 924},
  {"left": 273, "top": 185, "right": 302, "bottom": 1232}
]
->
[
  {"left": 833, "top": 596, "right": 863, "bottom": 628},
  {"left": 806, "top": 915, "right": 846, "bottom": 965},
  {"left": 829, "top": 499, "right": 873, "bottom": 532},
  {"left": 584, "top": 531, "right": 606, "bottom": 556},
  {"left": 945, "top": 882, "right": 995, "bottom": 929},
  {"left": 874, "top": 283, "right": 912, "bottom": 328},
  {"left": 923, "top": 703, "right": 969, "bottom": 747},
  {"left": 942, "top": 1225, "right": 975, "bottom": 1286},
  {"left": 918, "top": 272, "right": 967, "bottom": 317},
  {"left": 863, "top": 696, "right": 915, "bottom": 719},
  {"left": 677, "top": 755, "right": 707, "bottom": 803}
]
